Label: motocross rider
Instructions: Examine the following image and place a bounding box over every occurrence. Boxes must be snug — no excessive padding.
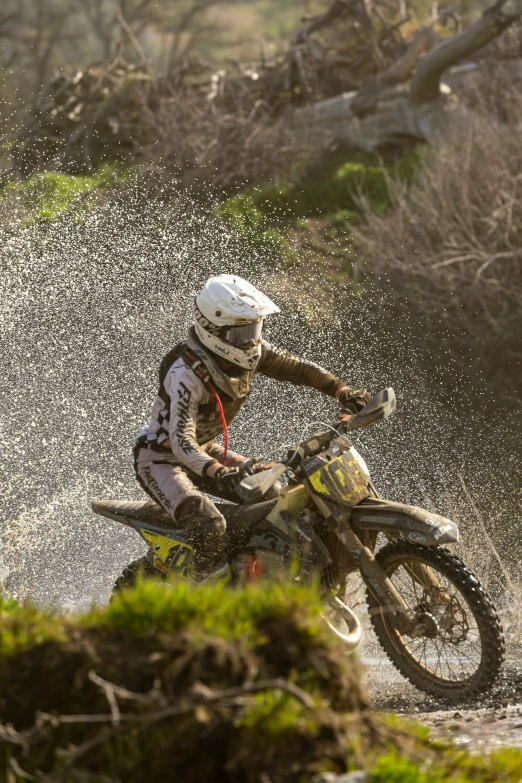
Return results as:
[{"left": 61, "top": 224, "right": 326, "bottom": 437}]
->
[{"left": 134, "top": 274, "right": 370, "bottom": 573}]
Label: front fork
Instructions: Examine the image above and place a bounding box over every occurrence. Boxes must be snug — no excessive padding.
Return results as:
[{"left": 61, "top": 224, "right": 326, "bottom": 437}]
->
[
  {"left": 337, "top": 525, "right": 416, "bottom": 636},
  {"left": 311, "top": 494, "right": 416, "bottom": 636}
]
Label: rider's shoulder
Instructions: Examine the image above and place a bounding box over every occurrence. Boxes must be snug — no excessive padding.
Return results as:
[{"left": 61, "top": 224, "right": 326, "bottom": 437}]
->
[
  {"left": 163, "top": 356, "right": 206, "bottom": 397},
  {"left": 260, "top": 339, "right": 286, "bottom": 358}
]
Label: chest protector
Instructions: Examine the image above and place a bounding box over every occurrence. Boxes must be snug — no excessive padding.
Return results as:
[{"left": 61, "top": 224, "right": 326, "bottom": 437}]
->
[{"left": 153, "top": 336, "right": 249, "bottom": 447}]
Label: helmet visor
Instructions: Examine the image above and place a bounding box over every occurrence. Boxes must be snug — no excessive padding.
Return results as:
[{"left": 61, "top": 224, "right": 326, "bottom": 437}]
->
[{"left": 222, "top": 320, "right": 263, "bottom": 346}]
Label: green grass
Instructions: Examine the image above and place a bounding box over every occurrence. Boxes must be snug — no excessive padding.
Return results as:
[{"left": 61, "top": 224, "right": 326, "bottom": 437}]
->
[
  {"left": 369, "top": 749, "right": 522, "bottom": 783},
  {"left": 0, "top": 596, "right": 66, "bottom": 656},
  {"left": 0, "top": 580, "right": 325, "bottom": 658},
  {"left": 237, "top": 689, "right": 319, "bottom": 738},
  {"left": 89, "top": 578, "right": 324, "bottom": 643},
  {"left": 1, "top": 163, "right": 132, "bottom": 224}
]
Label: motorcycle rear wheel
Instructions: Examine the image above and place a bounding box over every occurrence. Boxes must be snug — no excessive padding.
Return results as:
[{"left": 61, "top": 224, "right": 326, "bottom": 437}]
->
[
  {"left": 113, "top": 556, "right": 165, "bottom": 594},
  {"left": 367, "top": 540, "right": 505, "bottom": 700}
]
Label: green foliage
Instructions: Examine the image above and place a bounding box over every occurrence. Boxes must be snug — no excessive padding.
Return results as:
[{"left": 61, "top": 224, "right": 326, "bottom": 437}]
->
[
  {"left": 489, "top": 748, "right": 522, "bottom": 779},
  {"left": 237, "top": 689, "right": 318, "bottom": 739},
  {"left": 0, "top": 579, "right": 325, "bottom": 658},
  {"left": 217, "top": 148, "right": 421, "bottom": 224},
  {"left": 89, "top": 578, "right": 324, "bottom": 643},
  {"left": 0, "top": 594, "right": 19, "bottom": 614},
  {"left": 371, "top": 754, "right": 438, "bottom": 783},
  {"left": 1, "top": 164, "right": 131, "bottom": 224},
  {"left": 214, "top": 149, "right": 421, "bottom": 265},
  {"left": 0, "top": 600, "right": 66, "bottom": 657},
  {"left": 369, "top": 748, "right": 522, "bottom": 783},
  {"left": 214, "top": 192, "right": 298, "bottom": 264}
]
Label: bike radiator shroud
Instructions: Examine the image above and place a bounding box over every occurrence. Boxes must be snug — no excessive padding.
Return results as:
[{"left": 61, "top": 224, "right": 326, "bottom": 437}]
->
[{"left": 298, "top": 437, "right": 459, "bottom": 547}]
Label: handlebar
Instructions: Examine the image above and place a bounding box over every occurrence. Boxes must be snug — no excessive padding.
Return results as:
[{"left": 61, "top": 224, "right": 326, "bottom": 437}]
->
[{"left": 236, "top": 389, "right": 396, "bottom": 503}]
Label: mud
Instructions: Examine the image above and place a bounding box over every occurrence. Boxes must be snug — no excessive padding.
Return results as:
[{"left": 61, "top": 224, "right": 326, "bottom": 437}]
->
[{"left": 368, "top": 642, "right": 522, "bottom": 750}]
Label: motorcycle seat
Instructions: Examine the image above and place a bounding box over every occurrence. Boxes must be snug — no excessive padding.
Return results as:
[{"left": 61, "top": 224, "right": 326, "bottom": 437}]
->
[{"left": 91, "top": 497, "right": 278, "bottom": 533}]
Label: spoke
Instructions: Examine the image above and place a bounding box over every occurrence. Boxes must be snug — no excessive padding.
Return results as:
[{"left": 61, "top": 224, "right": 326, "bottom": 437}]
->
[
  {"left": 410, "top": 570, "right": 422, "bottom": 604},
  {"left": 386, "top": 555, "right": 485, "bottom": 683},
  {"left": 433, "top": 640, "right": 443, "bottom": 678},
  {"left": 452, "top": 646, "right": 481, "bottom": 666},
  {"left": 408, "top": 638, "right": 426, "bottom": 655},
  {"left": 435, "top": 637, "right": 456, "bottom": 680},
  {"left": 442, "top": 643, "right": 457, "bottom": 680}
]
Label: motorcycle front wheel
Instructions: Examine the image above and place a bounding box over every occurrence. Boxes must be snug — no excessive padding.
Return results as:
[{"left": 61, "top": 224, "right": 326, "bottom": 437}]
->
[{"left": 367, "top": 540, "right": 505, "bottom": 699}]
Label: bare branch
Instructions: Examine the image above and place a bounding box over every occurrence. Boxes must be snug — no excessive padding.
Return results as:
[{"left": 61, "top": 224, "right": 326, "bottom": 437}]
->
[
  {"left": 0, "top": 676, "right": 316, "bottom": 782},
  {"left": 409, "top": 0, "right": 522, "bottom": 106},
  {"left": 294, "top": 0, "right": 359, "bottom": 46},
  {"left": 115, "top": 4, "right": 149, "bottom": 71},
  {"left": 379, "top": 25, "right": 440, "bottom": 84}
]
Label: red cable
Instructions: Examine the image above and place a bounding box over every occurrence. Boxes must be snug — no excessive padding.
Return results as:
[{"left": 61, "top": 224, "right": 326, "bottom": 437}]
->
[{"left": 209, "top": 383, "right": 228, "bottom": 465}]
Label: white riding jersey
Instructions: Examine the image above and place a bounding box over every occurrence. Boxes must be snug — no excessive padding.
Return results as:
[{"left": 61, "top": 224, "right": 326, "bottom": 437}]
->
[{"left": 135, "top": 357, "right": 221, "bottom": 476}]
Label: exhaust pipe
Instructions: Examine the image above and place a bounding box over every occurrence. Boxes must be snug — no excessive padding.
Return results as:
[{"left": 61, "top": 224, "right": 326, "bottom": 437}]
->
[{"left": 322, "top": 596, "right": 362, "bottom": 650}]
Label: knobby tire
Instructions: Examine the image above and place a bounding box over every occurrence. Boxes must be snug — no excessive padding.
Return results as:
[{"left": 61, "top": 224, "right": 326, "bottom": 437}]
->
[{"left": 366, "top": 540, "right": 505, "bottom": 700}]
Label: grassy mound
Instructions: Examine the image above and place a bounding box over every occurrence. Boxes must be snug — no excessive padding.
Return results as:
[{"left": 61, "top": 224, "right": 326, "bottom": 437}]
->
[
  {"left": 0, "top": 583, "right": 379, "bottom": 782},
  {"left": 2, "top": 584, "right": 522, "bottom": 783}
]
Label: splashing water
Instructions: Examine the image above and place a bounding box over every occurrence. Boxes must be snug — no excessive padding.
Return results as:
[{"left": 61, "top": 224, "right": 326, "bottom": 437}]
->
[{"left": 0, "top": 188, "right": 520, "bottom": 613}]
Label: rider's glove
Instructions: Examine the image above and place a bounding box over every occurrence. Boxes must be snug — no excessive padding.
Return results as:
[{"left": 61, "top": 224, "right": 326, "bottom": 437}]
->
[
  {"left": 214, "top": 465, "right": 250, "bottom": 492},
  {"left": 337, "top": 388, "right": 372, "bottom": 414},
  {"left": 234, "top": 458, "right": 257, "bottom": 476}
]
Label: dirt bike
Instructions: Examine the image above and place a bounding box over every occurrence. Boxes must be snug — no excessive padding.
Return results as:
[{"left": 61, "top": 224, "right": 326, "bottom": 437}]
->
[{"left": 92, "top": 389, "right": 505, "bottom": 700}]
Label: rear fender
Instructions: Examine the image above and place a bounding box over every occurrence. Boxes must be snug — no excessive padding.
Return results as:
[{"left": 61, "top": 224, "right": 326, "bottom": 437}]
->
[{"left": 351, "top": 498, "right": 459, "bottom": 546}]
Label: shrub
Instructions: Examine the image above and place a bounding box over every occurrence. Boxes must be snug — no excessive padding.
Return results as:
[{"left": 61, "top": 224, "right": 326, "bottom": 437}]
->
[
  {"left": 217, "top": 149, "right": 421, "bottom": 224},
  {"left": 0, "top": 164, "right": 130, "bottom": 223},
  {"left": 214, "top": 149, "right": 420, "bottom": 266},
  {"left": 355, "top": 116, "right": 522, "bottom": 409}
]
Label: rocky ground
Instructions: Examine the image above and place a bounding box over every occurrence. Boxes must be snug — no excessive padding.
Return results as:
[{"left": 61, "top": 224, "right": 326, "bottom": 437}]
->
[{"left": 367, "top": 643, "right": 522, "bottom": 751}]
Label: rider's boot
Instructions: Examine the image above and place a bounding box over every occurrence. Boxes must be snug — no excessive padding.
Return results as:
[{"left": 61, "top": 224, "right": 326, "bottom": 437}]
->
[{"left": 175, "top": 496, "right": 227, "bottom": 577}]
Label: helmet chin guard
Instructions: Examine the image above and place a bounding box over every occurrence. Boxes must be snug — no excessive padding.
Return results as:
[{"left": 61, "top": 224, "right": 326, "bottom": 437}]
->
[{"left": 194, "top": 275, "right": 280, "bottom": 370}]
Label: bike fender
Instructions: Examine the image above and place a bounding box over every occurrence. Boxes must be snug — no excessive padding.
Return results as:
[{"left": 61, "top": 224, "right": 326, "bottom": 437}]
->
[{"left": 351, "top": 499, "right": 459, "bottom": 545}]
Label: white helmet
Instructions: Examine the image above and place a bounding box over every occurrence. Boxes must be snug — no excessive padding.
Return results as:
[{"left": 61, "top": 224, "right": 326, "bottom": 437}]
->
[{"left": 194, "top": 275, "right": 280, "bottom": 369}]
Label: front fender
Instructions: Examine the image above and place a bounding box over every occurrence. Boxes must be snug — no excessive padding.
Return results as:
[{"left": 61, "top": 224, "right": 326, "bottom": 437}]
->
[{"left": 351, "top": 497, "right": 459, "bottom": 546}]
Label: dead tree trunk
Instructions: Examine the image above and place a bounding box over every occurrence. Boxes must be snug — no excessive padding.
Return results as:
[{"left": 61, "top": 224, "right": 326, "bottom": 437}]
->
[{"left": 297, "top": 0, "right": 522, "bottom": 150}]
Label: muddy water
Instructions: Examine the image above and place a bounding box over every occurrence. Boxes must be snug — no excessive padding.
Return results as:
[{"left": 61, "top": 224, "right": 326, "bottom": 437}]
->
[
  {"left": 367, "top": 644, "right": 522, "bottom": 750},
  {"left": 418, "top": 704, "right": 522, "bottom": 750}
]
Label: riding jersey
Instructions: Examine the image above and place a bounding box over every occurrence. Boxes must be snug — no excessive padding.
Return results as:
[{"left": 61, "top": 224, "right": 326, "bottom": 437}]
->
[{"left": 134, "top": 334, "right": 346, "bottom": 477}]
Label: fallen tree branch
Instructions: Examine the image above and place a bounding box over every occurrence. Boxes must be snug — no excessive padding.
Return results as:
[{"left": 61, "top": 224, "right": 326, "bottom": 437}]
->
[
  {"left": 409, "top": 0, "right": 522, "bottom": 105},
  {"left": 0, "top": 677, "right": 316, "bottom": 745},
  {"left": 0, "top": 677, "right": 317, "bottom": 782}
]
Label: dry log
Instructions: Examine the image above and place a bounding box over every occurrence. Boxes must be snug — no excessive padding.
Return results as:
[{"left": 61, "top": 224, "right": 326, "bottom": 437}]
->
[
  {"left": 409, "top": 0, "right": 522, "bottom": 105},
  {"left": 298, "top": 0, "right": 522, "bottom": 152}
]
